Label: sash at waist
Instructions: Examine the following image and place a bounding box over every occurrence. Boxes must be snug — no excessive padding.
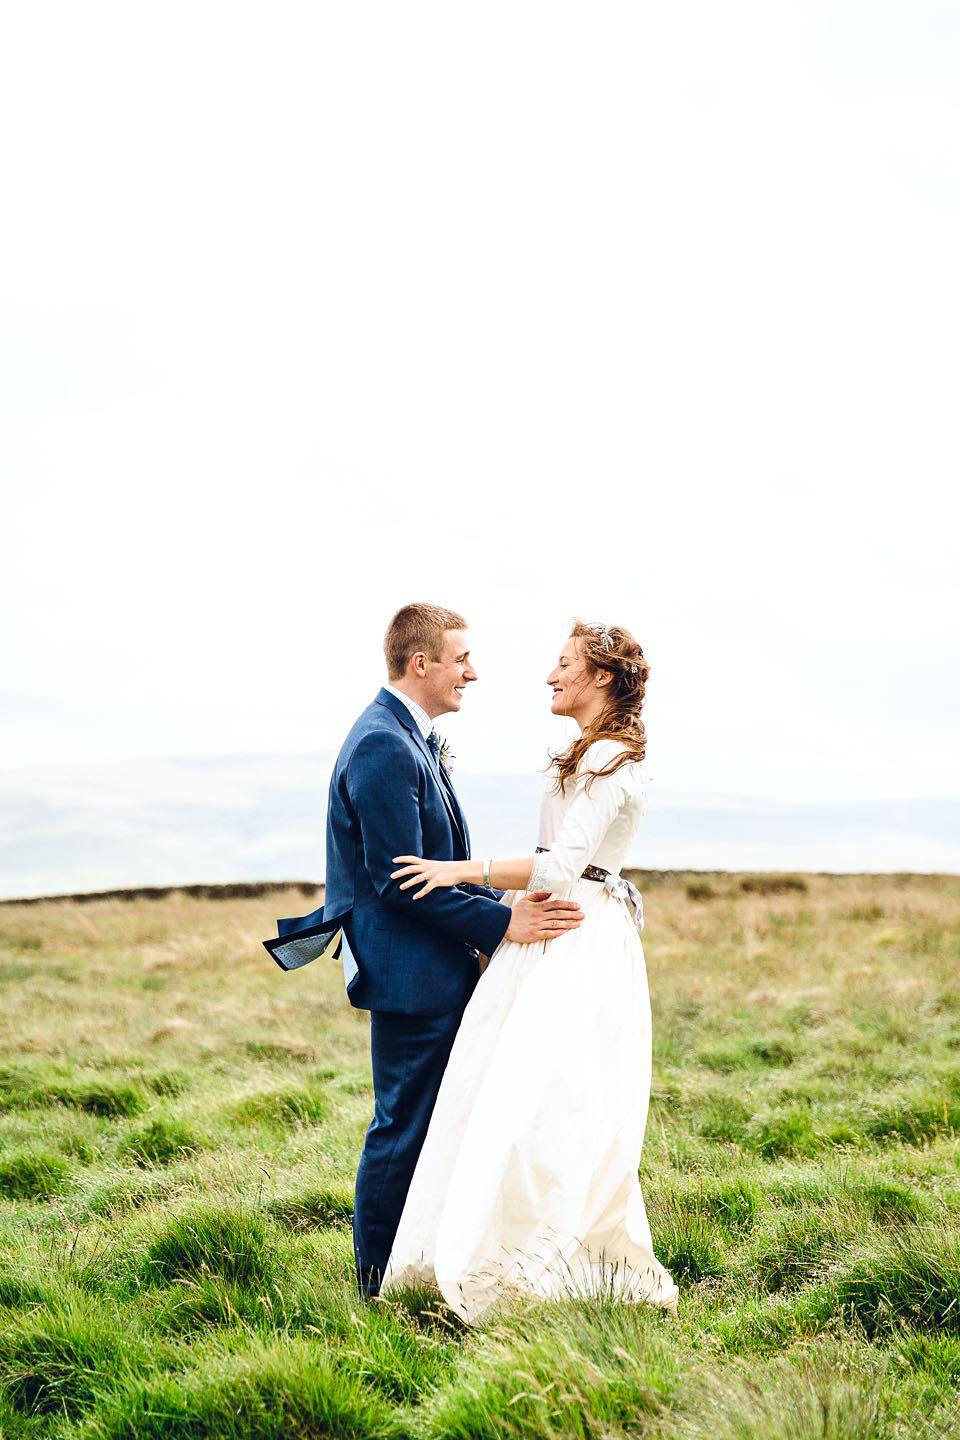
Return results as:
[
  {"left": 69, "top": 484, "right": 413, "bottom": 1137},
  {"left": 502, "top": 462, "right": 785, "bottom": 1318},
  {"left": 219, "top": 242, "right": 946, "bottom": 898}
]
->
[{"left": 534, "top": 848, "right": 644, "bottom": 931}]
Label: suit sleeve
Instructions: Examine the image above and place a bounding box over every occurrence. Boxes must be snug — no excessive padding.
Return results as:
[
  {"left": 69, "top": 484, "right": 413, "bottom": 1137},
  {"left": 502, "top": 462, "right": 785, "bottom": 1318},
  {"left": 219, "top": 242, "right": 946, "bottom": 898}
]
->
[{"left": 346, "top": 730, "right": 511, "bottom": 956}]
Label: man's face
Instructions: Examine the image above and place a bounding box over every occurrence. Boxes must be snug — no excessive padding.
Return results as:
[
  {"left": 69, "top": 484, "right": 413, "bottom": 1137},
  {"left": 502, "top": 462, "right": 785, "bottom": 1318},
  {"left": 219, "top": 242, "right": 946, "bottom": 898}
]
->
[{"left": 421, "top": 628, "right": 477, "bottom": 718}]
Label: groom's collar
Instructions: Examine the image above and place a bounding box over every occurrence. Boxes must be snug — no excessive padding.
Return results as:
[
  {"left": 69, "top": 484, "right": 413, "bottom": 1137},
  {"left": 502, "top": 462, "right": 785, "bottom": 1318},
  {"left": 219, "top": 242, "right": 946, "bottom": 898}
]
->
[{"left": 380, "top": 684, "right": 434, "bottom": 741}]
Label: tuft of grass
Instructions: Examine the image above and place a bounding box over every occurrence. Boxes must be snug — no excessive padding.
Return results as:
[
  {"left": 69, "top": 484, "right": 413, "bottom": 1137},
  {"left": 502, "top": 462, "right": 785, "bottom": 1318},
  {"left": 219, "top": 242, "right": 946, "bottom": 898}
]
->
[
  {"left": 746, "top": 1107, "right": 823, "bottom": 1160},
  {"left": 739, "top": 874, "right": 808, "bottom": 895},
  {"left": 699, "top": 1177, "right": 761, "bottom": 1236},
  {"left": 417, "top": 1300, "right": 682, "bottom": 1440},
  {"left": 0, "top": 1066, "right": 29, "bottom": 1110},
  {"left": 242, "top": 1038, "right": 315, "bottom": 1063},
  {"left": 39, "top": 1080, "right": 146, "bottom": 1118},
  {"left": 700, "top": 1095, "right": 751, "bottom": 1144},
  {"left": 747, "top": 1037, "right": 795, "bottom": 1066},
  {"left": 853, "top": 1177, "right": 930, "bottom": 1224},
  {"left": 142, "top": 1205, "right": 285, "bottom": 1288},
  {"left": 711, "top": 1285, "right": 838, "bottom": 1356},
  {"left": 769, "top": 1174, "right": 836, "bottom": 1210},
  {"left": 267, "top": 1184, "right": 354, "bottom": 1231},
  {"left": 831, "top": 1223, "right": 960, "bottom": 1336},
  {"left": 696, "top": 1042, "right": 750, "bottom": 1072},
  {"left": 893, "top": 1330, "right": 960, "bottom": 1385},
  {"left": 0, "top": 1392, "right": 40, "bottom": 1438},
  {"left": 675, "top": 1347, "right": 888, "bottom": 1440},
  {"left": 742, "top": 869, "right": 805, "bottom": 892},
  {"left": 750, "top": 1213, "right": 839, "bottom": 1293},
  {"left": 653, "top": 1204, "right": 727, "bottom": 1283},
  {"left": 119, "top": 1117, "right": 200, "bottom": 1167},
  {"left": 0, "top": 1147, "right": 71, "bottom": 1199},
  {"left": 145, "top": 1273, "right": 288, "bottom": 1336},
  {"left": 0, "top": 1293, "right": 152, "bottom": 1418},
  {"left": 0, "top": 1263, "right": 54, "bottom": 1309},
  {"left": 140, "top": 1069, "right": 191, "bottom": 1097},
  {"left": 862, "top": 1091, "right": 960, "bottom": 1146},
  {"left": 229, "top": 1084, "right": 329, "bottom": 1128},
  {"left": 319, "top": 1292, "right": 458, "bottom": 1405},
  {"left": 686, "top": 882, "right": 717, "bottom": 902},
  {"left": 81, "top": 1334, "right": 394, "bottom": 1440},
  {"left": 82, "top": 1172, "right": 180, "bottom": 1218}
]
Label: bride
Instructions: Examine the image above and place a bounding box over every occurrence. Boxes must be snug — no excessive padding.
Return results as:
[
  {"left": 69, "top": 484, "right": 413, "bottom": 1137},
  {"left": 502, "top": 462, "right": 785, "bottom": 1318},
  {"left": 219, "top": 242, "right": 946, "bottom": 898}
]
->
[{"left": 380, "top": 619, "right": 678, "bottom": 1323}]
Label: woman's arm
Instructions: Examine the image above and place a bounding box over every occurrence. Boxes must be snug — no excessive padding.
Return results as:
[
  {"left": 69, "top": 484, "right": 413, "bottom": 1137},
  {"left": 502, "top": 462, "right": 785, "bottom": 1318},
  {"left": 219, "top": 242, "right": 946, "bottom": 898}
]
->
[
  {"left": 390, "top": 855, "right": 535, "bottom": 900},
  {"left": 392, "top": 744, "right": 639, "bottom": 900}
]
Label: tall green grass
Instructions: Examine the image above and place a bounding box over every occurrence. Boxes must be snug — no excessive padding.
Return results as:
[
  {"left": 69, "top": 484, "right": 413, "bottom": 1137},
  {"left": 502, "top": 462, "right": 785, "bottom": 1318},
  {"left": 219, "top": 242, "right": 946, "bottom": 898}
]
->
[{"left": 0, "top": 873, "right": 957, "bottom": 1437}]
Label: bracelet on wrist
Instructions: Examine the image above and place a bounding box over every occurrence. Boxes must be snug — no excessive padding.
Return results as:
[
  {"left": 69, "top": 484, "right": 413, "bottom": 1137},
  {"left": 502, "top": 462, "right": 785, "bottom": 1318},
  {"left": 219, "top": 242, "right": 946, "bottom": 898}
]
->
[{"left": 482, "top": 859, "right": 491, "bottom": 887}]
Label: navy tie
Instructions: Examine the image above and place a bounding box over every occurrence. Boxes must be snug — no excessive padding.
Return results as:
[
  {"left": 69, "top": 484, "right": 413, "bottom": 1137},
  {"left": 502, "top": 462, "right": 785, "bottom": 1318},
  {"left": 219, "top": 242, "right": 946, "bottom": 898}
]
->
[{"left": 426, "top": 730, "right": 441, "bottom": 765}]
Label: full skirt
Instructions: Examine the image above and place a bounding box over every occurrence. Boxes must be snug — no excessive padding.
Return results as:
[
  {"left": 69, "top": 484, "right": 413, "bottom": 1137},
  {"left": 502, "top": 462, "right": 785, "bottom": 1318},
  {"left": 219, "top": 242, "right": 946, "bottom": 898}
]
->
[{"left": 381, "top": 880, "right": 678, "bottom": 1323}]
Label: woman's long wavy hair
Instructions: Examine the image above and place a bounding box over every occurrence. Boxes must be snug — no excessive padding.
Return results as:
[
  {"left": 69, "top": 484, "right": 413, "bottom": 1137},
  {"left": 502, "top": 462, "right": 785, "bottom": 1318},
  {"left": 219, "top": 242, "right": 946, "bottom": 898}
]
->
[{"left": 547, "top": 620, "right": 649, "bottom": 793}]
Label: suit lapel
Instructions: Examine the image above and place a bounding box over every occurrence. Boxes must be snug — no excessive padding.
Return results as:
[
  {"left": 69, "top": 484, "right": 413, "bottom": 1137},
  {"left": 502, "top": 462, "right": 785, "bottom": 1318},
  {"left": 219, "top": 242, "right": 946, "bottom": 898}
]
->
[
  {"left": 437, "top": 763, "right": 470, "bottom": 857},
  {"left": 375, "top": 690, "right": 468, "bottom": 855}
]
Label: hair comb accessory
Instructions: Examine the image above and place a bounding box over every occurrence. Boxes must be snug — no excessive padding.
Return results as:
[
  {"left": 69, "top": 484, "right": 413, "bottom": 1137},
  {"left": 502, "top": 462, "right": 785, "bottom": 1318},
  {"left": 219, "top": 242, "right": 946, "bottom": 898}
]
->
[{"left": 594, "top": 623, "right": 614, "bottom": 651}]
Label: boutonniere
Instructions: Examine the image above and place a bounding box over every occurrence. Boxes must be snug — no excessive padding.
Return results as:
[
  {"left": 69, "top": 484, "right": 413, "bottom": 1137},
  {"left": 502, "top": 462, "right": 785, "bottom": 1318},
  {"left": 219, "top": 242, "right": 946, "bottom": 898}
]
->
[{"left": 438, "top": 738, "right": 455, "bottom": 775}]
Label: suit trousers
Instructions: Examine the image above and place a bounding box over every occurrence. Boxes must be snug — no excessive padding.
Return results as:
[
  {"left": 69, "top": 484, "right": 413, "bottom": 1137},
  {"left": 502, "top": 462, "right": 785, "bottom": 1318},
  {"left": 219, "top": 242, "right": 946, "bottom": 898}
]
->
[{"left": 354, "top": 1005, "right": 466, "bottom": 1298}]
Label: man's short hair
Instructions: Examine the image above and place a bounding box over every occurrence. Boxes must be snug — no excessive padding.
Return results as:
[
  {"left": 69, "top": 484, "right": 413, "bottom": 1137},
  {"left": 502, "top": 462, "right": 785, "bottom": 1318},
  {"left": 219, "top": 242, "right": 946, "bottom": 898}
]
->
[{"left": 384, "top": 603, "right": 468, "bottom": 681}]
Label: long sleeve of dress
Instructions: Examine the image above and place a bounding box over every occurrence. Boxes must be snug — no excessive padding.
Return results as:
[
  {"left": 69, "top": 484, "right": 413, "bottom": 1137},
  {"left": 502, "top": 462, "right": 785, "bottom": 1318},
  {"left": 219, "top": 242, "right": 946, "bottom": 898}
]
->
[{"left": 527, "top": 742, "right": 638, "bottom": 892}]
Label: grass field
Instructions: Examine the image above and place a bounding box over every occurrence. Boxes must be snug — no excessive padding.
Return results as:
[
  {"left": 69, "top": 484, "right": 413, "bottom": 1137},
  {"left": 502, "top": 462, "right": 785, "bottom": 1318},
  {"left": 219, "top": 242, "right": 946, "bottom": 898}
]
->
[{"left": 0, "top": 872, "right": 959, "bottom": 1439}]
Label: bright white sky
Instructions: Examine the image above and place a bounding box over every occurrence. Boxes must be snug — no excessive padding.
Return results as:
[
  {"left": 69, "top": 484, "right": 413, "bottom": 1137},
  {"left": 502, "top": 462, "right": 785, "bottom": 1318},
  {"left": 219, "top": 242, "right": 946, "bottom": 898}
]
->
[{"left": 2, "top": 1, "right": 958, "bottom": 806}]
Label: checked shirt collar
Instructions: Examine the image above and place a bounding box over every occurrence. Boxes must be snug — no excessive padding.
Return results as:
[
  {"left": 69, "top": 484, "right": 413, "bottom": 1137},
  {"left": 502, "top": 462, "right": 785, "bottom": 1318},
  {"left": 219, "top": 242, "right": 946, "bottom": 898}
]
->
[{"left": 384, "top": 684, "right": 436, "bottom": 745}]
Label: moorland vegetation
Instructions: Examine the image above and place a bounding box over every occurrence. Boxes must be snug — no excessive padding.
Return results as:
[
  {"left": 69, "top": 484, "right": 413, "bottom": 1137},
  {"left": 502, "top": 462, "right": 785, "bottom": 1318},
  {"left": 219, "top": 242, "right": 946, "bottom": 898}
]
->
[{"left": 0, "top": 873, "right": 958, "bottom": 1438}]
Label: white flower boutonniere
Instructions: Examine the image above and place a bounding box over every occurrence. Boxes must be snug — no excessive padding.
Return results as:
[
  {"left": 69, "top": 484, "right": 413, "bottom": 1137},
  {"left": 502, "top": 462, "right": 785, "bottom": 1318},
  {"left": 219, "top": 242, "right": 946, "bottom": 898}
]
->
[{"left": 438, "top": 738, "right": 455, "bottom": 775}]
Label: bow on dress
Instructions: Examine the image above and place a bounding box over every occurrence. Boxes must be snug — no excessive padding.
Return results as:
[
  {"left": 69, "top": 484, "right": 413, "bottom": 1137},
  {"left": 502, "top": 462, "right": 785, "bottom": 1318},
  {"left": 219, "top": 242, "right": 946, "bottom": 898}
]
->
[{"left": 603, "top": 872, "right": 645, "bottom": 931}]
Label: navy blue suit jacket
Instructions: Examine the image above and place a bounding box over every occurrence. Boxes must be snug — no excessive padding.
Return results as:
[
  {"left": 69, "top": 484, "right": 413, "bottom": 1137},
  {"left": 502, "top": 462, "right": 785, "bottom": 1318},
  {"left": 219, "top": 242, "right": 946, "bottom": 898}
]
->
[{"left": 324, "top": 688, "right": 511, "bottom": 1014}]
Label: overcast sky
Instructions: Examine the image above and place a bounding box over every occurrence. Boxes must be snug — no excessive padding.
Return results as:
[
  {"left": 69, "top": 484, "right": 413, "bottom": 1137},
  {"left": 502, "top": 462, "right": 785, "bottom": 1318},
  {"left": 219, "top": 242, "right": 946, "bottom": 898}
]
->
[{"left": 2, "top": 1, "right": 958, "bottom": 807}]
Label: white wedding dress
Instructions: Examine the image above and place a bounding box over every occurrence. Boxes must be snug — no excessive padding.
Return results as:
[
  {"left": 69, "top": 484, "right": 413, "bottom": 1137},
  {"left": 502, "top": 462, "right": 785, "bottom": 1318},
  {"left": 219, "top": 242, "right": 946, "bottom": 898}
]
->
[{"left": 380, "top": 739, "right": 678, "bottom": 1324}]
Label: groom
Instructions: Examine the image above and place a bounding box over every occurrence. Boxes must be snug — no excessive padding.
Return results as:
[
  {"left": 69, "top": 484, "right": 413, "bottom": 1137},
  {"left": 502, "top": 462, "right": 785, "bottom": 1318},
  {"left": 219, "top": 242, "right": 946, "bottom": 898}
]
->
[{"left": 327, "top": 602, "right": 584, "bottom": 1298}]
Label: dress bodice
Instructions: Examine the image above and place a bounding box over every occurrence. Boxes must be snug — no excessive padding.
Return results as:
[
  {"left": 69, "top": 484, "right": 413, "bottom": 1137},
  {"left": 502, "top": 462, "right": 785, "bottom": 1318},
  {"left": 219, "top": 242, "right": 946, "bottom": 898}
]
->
[{"left": 528, "top": 739, "right": 646, "bottom": 891}]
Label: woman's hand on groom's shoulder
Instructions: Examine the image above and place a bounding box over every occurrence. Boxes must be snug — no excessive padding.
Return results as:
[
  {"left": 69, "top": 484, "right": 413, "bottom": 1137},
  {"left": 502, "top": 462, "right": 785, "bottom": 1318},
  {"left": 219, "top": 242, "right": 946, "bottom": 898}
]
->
[{"left": 505, "top": 893, "right": 584, "bottom": 945}]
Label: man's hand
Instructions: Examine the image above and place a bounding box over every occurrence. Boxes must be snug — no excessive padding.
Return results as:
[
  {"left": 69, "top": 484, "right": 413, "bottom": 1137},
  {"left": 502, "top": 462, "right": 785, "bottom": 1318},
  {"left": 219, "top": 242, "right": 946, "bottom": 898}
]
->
[{"left": 505, "top": 892, "right": 584, "bottom": 944}]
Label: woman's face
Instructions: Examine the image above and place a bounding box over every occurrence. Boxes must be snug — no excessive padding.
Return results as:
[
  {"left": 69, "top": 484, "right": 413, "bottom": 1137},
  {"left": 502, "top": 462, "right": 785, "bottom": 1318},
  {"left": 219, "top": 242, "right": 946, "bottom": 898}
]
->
[{"left": 547, "top": 636, "right": 593, "bottom": 716}]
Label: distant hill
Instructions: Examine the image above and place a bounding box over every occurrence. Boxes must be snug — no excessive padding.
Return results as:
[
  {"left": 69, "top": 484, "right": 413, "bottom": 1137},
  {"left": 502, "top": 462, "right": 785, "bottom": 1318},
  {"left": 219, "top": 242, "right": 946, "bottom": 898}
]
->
[{"left": 1, "top": 754, "right": 958, "bottom": 900}]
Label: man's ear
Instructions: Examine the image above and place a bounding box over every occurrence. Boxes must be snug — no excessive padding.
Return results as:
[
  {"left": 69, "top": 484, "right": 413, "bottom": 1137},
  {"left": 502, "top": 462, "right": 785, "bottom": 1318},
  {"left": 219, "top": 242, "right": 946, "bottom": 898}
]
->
[{"left": 411, "top": 651, "right": 428, "bottom": 678}]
